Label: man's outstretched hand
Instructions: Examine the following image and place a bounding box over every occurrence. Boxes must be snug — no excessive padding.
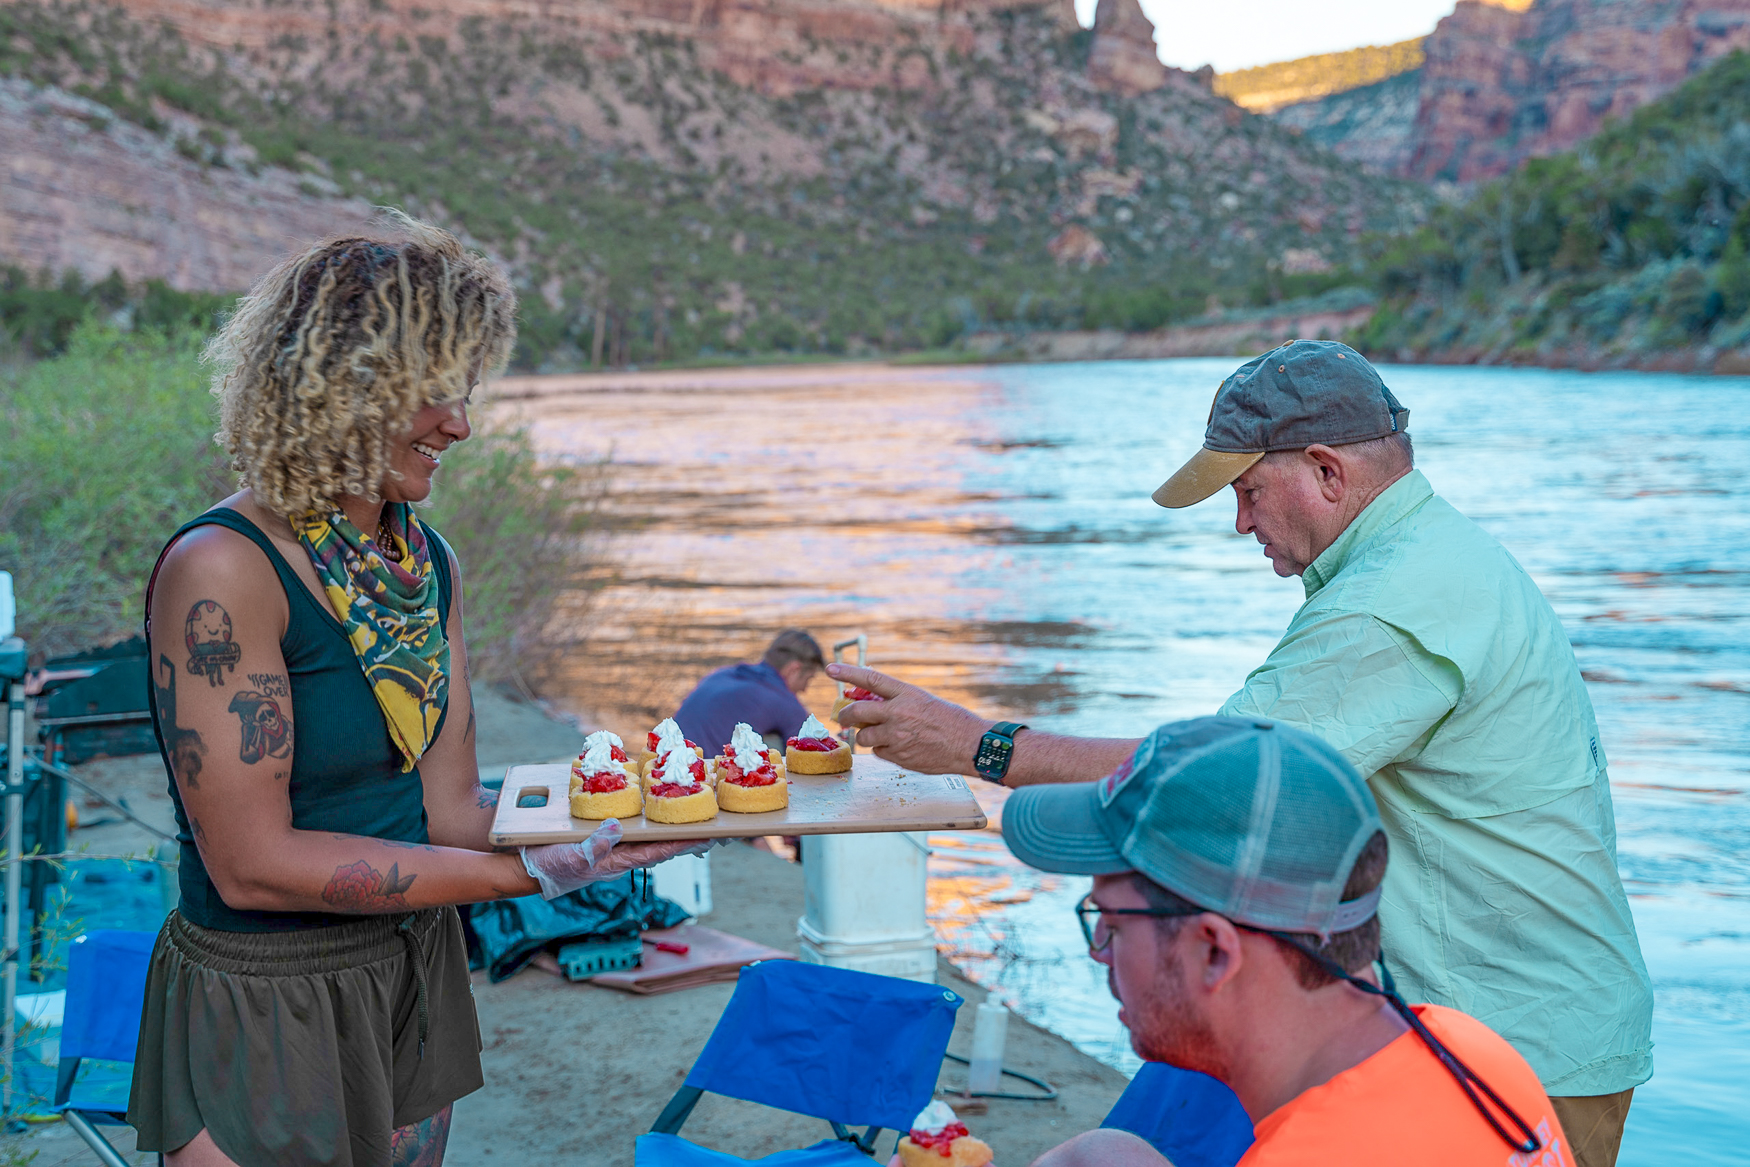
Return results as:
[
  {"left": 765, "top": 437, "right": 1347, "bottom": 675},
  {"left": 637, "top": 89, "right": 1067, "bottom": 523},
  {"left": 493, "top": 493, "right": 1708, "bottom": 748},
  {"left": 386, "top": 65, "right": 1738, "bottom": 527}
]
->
[{"left": 826, "top": 663, "right": 992, "bottom": 775}]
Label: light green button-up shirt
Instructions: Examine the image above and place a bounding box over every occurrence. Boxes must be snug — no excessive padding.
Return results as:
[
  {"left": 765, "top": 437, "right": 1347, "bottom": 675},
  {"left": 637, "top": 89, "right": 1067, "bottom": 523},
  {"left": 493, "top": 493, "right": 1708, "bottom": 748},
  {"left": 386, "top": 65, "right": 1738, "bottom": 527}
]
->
[{"left": 1220, "top": 470, "right": 1653, "bottom": 1095}]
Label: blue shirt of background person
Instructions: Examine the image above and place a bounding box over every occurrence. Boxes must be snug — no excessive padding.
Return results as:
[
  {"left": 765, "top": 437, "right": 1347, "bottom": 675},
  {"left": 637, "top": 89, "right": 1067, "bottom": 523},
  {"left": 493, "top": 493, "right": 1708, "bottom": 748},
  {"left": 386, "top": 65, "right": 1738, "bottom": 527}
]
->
[{"left": 673, "top": 628, "right": 826, "bottom": 755}]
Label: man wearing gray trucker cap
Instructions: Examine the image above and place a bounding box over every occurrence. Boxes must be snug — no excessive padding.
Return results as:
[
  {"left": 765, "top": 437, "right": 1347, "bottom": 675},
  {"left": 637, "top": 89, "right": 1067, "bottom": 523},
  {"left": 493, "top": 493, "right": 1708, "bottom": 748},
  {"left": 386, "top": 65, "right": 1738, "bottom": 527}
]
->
[
  {"left": 833, "top": 340, "right": 1651, "bottom": 1166},
  {"left": 1010, "top": 717, "right": 1568, "bottom": 1167}
]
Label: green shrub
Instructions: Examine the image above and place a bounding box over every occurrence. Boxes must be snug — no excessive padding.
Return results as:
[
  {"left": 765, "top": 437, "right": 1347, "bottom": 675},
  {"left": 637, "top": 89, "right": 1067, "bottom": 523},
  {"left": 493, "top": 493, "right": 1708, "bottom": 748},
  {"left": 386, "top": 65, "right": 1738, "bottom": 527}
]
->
[
  {"left": 0, "top": 268, "right": 231, "bottom": 359},
  {"left": 0, "top": 324, "right": 228, "bottom": 659},
  {"left": 420, "top": 420, "right": 614, "bottom": 691},
  {"left": 1359, "top": 50, "right": 1750, "bottom": 356},
  {"left": 0, "top": 323, "right": 612, "bottom": 694}
]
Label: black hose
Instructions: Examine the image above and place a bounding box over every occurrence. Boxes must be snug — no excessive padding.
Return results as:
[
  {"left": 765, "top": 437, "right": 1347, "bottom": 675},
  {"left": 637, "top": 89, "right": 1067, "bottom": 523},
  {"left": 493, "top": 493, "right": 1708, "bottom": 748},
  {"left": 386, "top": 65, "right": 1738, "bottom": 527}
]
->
[{"left": 940, "top": 1051, "right": 1058, "bottom": 1101}]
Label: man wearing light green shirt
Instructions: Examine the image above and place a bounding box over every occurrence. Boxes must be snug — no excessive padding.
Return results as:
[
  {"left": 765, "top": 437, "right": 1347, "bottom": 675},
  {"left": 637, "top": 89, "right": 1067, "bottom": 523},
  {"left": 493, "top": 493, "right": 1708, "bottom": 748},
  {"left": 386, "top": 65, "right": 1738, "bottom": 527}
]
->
[{"left": 834, "top": 340, "right": 1652, "bottom": 1167}]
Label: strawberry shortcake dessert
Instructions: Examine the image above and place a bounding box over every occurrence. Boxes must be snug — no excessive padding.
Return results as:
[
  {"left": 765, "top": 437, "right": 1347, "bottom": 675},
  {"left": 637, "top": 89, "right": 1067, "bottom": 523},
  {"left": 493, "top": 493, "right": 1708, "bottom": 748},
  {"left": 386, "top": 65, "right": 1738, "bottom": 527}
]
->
[
  {"left": 642, "top": 743, "right": 718, "bottom": 824},
  {"left": 716, "top": 722, "right": 789, "bottom": 814},
  {"left": 786, "top": 713, "right": 851, "bottom": 774},
  {"left": 568, "top": 737, "right": 641, "bottom": 821}
]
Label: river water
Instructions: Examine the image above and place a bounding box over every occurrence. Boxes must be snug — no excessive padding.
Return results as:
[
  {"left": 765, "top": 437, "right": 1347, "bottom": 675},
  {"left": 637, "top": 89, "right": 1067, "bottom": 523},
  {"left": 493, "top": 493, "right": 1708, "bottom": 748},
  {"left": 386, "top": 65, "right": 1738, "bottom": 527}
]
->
[{"left": 500, "top": 358, "right": 1749, "bottom": 1164}]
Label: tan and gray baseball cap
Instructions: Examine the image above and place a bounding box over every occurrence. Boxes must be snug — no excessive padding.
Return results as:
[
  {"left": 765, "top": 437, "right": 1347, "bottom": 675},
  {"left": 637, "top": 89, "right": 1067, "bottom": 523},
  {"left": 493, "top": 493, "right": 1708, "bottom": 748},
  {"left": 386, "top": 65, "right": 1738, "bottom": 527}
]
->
[{"left": 1153, "top": 339, "right": 1410, "bottom": 509}]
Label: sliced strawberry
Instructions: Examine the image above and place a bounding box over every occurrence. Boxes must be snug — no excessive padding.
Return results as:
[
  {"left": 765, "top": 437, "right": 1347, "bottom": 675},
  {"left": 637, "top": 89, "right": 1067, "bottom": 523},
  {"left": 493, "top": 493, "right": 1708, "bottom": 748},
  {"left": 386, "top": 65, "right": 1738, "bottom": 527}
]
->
[
  {"left": 907, "top": 1124, "right": 969, "bottom": 1156},
  {"left": 581, "top": 772, "right": 627, "bottom": 794},
  {"left": 725, "top": 761, "right": 779, "bottom": 787}
]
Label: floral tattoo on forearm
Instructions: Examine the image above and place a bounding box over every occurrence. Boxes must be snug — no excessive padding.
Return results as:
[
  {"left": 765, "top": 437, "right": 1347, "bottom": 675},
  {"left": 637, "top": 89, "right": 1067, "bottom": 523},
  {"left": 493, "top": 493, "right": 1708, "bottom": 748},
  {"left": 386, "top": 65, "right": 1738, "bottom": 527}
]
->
[{"left": 321, "top": 860, "right": 418, "bottom": 911}]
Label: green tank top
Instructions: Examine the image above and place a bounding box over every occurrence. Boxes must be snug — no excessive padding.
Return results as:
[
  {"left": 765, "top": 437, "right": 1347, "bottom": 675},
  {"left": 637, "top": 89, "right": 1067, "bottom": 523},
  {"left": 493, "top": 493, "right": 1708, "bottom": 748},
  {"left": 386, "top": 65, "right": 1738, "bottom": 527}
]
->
[{"left": 146, "top": 508, "right": 452, "bottom": 932}]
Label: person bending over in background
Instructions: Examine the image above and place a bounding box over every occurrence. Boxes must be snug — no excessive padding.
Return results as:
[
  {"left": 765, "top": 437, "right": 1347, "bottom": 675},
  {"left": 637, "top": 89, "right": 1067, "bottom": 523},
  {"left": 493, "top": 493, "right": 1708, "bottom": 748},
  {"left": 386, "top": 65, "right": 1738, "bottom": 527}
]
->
[
  {"left": 674, "top": 627, "right": 825, "bottom": 753},
  {"left": 835, "top": 340, "right": 1650, "bottom": 1167},
  {"left": 130, "top": 217, "right": 703, "bottom": 1167},
  {"left": 1015, "top": 718, "right": 1569, "bottom": 1167}
]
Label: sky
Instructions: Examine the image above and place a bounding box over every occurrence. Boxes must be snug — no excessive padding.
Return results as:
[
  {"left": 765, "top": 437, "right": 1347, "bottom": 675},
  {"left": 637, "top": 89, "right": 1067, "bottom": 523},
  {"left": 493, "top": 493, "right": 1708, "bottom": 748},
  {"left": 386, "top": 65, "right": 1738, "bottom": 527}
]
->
[{"left": 1073, "top": 0, "right": 1463, "bottom": 74}]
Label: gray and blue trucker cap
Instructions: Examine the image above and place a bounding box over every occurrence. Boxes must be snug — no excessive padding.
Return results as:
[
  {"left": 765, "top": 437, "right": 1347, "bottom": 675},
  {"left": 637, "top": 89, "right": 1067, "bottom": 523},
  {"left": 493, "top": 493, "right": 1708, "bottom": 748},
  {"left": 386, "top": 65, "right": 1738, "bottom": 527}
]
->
[
  {"left": 1002, "top": 717, "right": 1385, "bottom": 936},
  {"left": 1153, "top": 339, "right": 1410, "bottom": 509}
]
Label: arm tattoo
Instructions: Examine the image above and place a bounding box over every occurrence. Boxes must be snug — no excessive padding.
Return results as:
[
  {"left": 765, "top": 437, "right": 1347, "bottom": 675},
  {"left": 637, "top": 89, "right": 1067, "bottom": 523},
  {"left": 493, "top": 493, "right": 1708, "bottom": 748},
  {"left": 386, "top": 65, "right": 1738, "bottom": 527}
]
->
[
  {"left": 246, "top": 672, "right": 290, "bottom": 697},
  {"left": 189, "top": 815, "right": 209, "bottom": 849},
  {"left": 184, "top": 600, "right": 240, "bottom": 686},
  {"left": 228, "top": 690, "right": 293, "bottom": 763},
  {"left": 390, "top": 1104, "right": 452, "bottom": 1167},
  {"left": 463, "top": 707, "right": 476, "bottom": 746},
  {"left": 321, "top": 860, "right": 417, "bottom": 911},
  {"left": 475, "top": 784, "right": 499, "bottom": 809},
  {"left": 154, "top": 654, "right": 208, "bottom": 790}
]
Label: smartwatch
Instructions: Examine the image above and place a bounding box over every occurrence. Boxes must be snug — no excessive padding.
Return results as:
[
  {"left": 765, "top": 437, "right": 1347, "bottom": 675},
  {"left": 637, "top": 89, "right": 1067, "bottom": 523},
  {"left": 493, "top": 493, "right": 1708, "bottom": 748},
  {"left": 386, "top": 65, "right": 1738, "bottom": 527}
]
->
[{"left": 973, "top": 722, "right": 1028, "bottom": 785}]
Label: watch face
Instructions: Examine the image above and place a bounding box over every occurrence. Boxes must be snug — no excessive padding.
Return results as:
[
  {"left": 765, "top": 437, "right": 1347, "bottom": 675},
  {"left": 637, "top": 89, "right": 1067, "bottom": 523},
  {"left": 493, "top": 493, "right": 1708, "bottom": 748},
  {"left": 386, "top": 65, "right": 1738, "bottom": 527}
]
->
[{"left": 976, "top": 733, "right": 1014, "bottom": 778}]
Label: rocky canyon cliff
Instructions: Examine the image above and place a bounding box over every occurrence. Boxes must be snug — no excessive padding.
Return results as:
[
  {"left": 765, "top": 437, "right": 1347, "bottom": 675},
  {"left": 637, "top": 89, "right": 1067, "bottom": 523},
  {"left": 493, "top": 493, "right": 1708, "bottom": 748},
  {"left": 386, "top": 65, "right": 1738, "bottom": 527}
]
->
[
  {"left": 1, "top": 0, "right": 1420, "bottom": 365},
  {"left": 1272, "top": 0, "right": 1750, "bottom": 182}
]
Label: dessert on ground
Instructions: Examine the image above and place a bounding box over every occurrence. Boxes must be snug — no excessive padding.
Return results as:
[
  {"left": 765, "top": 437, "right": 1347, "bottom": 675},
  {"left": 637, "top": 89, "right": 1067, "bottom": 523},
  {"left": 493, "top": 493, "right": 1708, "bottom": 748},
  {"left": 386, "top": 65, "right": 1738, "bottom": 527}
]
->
[
  {"left": 716, "top": 721, "right": 790, "bottom": 814},
  {"left": 568, "top": 737, "right": 641, "bottom": 821},
  {"left": 786, "top": 713, "right": 852, "bottom": 774},
  {"left": 896, "top": 1102, "right": 992, "bottom": 1167}
]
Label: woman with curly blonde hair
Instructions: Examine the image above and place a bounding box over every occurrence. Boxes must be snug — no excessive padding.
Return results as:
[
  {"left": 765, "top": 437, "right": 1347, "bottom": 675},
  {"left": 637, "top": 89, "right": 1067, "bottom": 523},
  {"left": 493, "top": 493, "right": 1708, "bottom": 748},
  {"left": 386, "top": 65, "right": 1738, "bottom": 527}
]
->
[{"left": 127, "top": 218, "right": 701, "bottom": 1167}]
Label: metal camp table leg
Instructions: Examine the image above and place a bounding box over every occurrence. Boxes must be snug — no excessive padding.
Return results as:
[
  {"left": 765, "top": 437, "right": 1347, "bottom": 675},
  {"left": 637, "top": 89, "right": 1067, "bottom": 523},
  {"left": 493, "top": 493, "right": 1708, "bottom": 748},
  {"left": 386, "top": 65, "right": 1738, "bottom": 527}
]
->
[{"left": 3, "top": 679, "right": 25, "bottom": 1111}]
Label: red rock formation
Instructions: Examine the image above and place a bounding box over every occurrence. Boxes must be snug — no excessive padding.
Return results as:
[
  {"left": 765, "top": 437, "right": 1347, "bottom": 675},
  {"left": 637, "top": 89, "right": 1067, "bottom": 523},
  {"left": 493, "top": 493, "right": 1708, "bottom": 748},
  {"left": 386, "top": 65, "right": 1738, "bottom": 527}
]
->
[
  {"left": 1086, "top": 0, "right": 1167, "bottom": 95},
  {"left": 1047, "top": 223, "right": 1108, "bottom": 266},
  {"left": 89, "top": 0, "right": 1070, "bottom": 98},
  {"left": 0, "top": 79, "right": 372, "bottom": 289},
  {"left": 1407, "top": 0, "right": 1750, "bottom": 182}
]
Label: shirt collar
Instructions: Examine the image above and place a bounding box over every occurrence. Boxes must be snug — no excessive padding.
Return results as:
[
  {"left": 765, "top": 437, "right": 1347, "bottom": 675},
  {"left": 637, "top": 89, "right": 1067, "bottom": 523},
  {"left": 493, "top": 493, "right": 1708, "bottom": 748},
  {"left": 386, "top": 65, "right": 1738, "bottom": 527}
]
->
[{"left": 1302, "top": 469, "right": 1434, "bottom": 597}]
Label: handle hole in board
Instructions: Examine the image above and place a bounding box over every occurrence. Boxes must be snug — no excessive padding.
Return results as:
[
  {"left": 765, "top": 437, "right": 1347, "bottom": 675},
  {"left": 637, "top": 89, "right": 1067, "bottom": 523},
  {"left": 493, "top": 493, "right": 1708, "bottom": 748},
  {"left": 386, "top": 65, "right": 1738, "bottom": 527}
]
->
[{"left": 515, "top": 786, "right": 551, "bottom": 808}]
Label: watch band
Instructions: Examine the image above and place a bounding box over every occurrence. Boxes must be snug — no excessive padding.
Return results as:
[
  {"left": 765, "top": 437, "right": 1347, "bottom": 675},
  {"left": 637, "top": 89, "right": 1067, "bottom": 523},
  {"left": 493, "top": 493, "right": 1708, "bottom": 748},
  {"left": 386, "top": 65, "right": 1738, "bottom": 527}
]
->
[{"left": 974, "top": 721, "right": 1028, "bottom": 785}]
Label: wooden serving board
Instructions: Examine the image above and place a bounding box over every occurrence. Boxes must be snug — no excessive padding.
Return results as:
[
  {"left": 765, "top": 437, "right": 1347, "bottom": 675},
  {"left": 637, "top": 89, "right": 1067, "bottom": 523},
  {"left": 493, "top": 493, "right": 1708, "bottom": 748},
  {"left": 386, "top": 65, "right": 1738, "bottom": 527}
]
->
[{"left": 489, "top": 754, "right": 987, "bottom": 845}]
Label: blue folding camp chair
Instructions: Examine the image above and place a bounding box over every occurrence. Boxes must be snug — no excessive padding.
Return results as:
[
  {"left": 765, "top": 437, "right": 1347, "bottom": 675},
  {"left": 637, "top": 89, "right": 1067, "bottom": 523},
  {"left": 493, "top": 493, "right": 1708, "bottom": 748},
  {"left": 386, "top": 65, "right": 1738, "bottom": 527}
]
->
[
  {"left": 53, "top": 929, "right": 158, "bottom": 1167},
  {"left": 1100, "top": 1062, "right": 1254, "bottom": 1167},
  {"left": 636, "top": 960, "right": 964, "bottom": 1165}
]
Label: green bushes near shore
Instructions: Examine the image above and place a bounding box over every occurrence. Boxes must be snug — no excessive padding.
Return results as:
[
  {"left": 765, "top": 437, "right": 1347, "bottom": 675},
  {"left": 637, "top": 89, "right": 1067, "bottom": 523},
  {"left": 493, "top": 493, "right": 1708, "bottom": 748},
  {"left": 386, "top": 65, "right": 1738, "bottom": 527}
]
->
[
  {"left": 1359, "top": 51, "right": 1750, "bottom": 360},
  {"left": 0, "top": 267, "right": 232, "bottom": 358},
  {"left": 0, "top": 266, "right": 231, "bottom": 359},
  {"left": 0, "top": 322, "right": 610, "bottom": 688},
  {"left": 0, "top": 325, "right": 227, "bottom": 659},
  {"left": 421, "top": 425, "right": 613, "bottom": 691}
]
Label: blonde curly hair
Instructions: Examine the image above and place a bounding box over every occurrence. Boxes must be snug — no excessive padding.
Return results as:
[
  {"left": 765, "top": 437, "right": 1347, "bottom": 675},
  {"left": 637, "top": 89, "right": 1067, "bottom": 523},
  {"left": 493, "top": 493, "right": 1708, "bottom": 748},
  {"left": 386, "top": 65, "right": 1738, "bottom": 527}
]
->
[{"left": 208, "top": 214, "right": 518, "bottom": 518}]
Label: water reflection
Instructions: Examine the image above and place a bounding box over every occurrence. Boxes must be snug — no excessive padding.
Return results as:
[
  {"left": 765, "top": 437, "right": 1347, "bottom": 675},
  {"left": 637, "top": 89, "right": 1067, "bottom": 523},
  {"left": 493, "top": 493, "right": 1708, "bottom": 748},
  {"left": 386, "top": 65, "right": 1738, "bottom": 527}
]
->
[{"left": 498, "top": 358, "right": 1749, "bottom": 1165}]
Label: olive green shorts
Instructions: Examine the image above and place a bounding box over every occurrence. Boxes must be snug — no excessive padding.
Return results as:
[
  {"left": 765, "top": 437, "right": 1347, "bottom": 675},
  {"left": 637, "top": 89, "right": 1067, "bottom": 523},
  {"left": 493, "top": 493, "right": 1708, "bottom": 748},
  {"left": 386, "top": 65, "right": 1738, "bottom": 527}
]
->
[{"left": 127, "top": 907, "right": 483, "bottom": 1166}]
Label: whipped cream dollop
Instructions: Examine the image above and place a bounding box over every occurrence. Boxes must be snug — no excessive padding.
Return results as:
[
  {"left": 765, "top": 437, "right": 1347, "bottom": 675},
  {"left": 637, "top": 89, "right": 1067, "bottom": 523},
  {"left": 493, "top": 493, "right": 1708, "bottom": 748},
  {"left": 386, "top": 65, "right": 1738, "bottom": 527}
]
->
[
  {"left": 655, "top": 742, "right": 701, "bottom": 787},
  {"left": 583, "top": 729, "right": 623, "bottom": 753},
  {"left": 795, "top": 714, "right": 831, "bottom": 742},
  {"left": 729, "top": 722, "right": 769, "bottom": 771},
  {"left": 911, "top": 1100, "right": 958, "bottom": 1135},
  {"left": 575, "top": 739, "right": 621, "bottom": 776},
  {"left": 652, "top": 717, "right": 687, "bottom": 753}
]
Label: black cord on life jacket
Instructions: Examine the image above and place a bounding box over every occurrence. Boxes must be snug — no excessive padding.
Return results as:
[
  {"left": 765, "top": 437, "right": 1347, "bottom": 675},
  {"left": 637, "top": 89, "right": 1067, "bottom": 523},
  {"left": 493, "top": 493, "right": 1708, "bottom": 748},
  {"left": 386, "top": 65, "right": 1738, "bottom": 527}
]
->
[{"left": 1246, "top": 928, "right": 1543, "bottom": 1156}]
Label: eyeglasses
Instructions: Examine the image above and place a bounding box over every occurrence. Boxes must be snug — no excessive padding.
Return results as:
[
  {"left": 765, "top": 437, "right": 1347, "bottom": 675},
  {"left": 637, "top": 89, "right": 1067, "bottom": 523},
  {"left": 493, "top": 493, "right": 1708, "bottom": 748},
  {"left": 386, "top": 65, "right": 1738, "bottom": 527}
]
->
[
  {"left": 1074, "top": 892, "right": 1543, "bottom": 1156},
  {"left": 1076, "top": 893, "right": 1203, "bottom": 953}
]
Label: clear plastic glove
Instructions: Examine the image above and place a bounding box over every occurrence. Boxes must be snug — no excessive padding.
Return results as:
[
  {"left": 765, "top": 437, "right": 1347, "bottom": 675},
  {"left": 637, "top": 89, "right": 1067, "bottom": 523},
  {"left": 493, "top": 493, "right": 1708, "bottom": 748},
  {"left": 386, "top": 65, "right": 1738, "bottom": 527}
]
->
[{"left": 519, "top": 819, "right": 717, "bottom": 900}]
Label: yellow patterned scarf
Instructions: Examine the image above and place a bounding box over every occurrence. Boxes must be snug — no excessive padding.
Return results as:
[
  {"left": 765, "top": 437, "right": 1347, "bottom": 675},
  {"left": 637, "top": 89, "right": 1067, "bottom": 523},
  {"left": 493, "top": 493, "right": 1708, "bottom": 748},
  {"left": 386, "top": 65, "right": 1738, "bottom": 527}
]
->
[{"left": 292, "top": 503, "right": 449, "bottom": 772}]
